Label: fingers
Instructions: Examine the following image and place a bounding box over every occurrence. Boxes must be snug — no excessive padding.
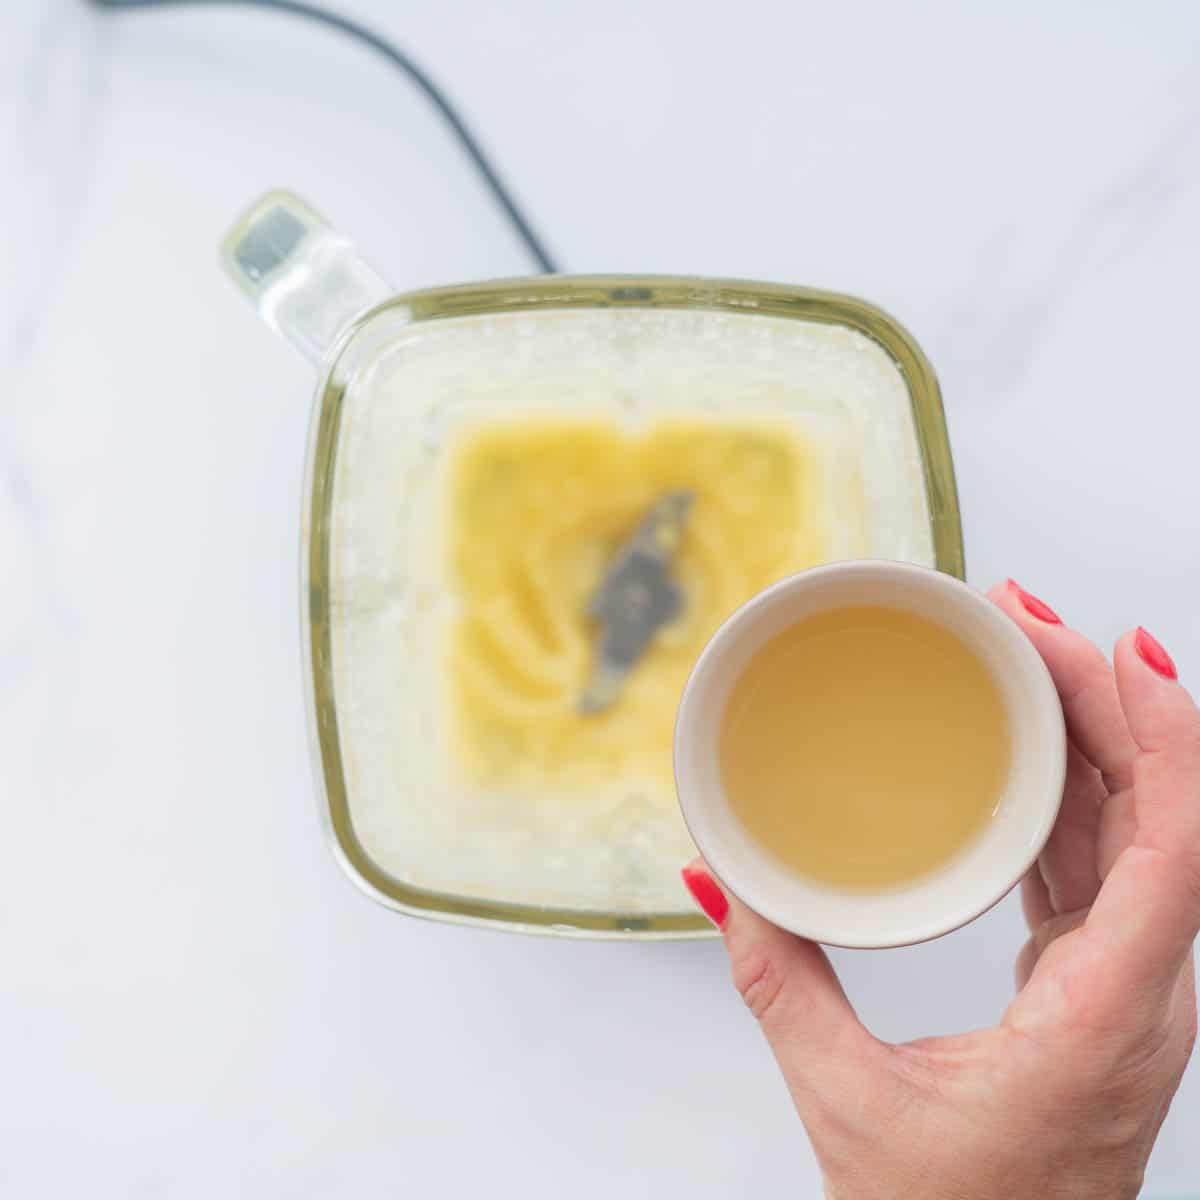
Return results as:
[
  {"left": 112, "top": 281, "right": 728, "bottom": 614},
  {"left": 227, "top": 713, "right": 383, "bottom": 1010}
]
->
[
  {"left": 1086, "top": 631, "right": 1200, "bottom": 999},
  {"left": 1096, "top": 785, "right": 1138, "bottom": 881},
  {"left": 1020, "top": 865, "right": 1053, "bottom": 933},
  {"left": 682, "top": 859, "right": 878, "bottom": 1119},
  {"left": 1014, "top": 907, "right": 1088, "bottom": 991},
  {"left": 1115, "top": 628, "right": 1199, "bottom": 830},
  {"left": 1114, "top": 628, "right": 1200, "bottom": 859},
  {"left": 991, "top": 581, "right": 1114, "bottom": 909},
  {"left": 988, "top": 581, "right": 1139, "bottom": 791},
  {"left": 1035, "top": 742, "right": 1104, "bottom": 912}
]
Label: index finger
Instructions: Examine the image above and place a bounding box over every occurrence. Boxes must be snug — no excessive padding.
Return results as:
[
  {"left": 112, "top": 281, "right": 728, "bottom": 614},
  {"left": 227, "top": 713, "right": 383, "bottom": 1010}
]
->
[{"left": 988, "top": 581, "right": 1139, "bottom": 791}]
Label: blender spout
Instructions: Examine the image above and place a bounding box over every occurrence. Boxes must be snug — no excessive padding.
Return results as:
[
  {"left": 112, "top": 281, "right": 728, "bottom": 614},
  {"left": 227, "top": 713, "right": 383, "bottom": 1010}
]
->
[{"left": 219, "top": 190, "right": 393, "bottom": 367}]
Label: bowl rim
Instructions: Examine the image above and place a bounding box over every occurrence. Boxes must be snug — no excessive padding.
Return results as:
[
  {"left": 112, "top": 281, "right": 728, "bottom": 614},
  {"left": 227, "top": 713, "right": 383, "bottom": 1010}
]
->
[{"left": 673, "top": 560, "right": 1066, "bottom": 948}]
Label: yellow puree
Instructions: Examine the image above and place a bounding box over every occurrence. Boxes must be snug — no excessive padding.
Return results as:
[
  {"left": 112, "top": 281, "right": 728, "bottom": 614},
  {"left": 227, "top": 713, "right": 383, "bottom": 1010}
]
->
[{"left": 446, "top": 418, "right": 824, "bottom": 792}]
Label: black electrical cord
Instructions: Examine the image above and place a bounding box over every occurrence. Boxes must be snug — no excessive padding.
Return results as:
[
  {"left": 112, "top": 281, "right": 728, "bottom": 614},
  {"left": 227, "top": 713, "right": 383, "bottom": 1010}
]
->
[{"left": 90, "top": 0, "right": 560, "bottom": 274}]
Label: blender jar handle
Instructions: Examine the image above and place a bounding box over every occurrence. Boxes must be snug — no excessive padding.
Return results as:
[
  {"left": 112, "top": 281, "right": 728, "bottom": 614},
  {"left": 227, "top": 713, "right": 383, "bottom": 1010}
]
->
[{"left": 219, "top": 190, "right": 393, "bottom": 367}]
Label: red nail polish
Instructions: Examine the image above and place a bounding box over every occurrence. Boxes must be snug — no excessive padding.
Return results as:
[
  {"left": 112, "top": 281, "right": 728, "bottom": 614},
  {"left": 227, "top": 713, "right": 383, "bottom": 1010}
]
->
[
  {"left": 1135, "top": 627, "right": 1177, "bottom": 680},
  {"left": 681, "top": 864, "right": 729, "bottom": 930},
  {"left": 1008, "top": 579, "right": 1062, "bottom": 624}
]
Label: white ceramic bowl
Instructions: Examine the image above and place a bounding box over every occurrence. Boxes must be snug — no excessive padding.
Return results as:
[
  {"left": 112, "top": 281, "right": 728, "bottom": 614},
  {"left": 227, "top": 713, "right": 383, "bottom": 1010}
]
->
[{"left": 674, "top": 561, "right": 1066, "bottom": 948}]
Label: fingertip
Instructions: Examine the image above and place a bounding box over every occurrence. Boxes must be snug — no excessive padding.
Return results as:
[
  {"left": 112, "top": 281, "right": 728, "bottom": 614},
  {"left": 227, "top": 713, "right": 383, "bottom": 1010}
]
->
[
  {"left": 680, "top": 859, "right": 790, "bottom": 946},
  {"left": 1115, "top": 628, "right": 1185, "bottom": 694},
  {"left": 1008, "top": 579, "right": 1063, "bottom": 625},
  {"left": 1113, "top": 629, "right": 1200, "bottom": 769},
  {"left": 681, "top": 858, "right": 729, "bottom": 931},
  {"left": 990, "top": 577, "right": 1065, "bottom": 625},
  {"left": 986, "top": 580, "right": 1015, "bottom": 607},
  {"left": 1133, "top": 626, "right": 1179, "bottom": 682},
  {"left": 988, "top": 579, "right": 1033, "bottom": 625}
]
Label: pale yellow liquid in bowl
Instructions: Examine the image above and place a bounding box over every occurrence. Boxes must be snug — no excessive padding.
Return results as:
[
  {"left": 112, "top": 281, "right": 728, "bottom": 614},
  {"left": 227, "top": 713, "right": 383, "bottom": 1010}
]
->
[{"left": 720, "top": 606, "right": 1011, "bottom": 890}]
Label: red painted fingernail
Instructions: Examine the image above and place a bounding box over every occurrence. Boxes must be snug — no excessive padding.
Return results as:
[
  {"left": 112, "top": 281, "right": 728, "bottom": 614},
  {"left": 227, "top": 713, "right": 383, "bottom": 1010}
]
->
[
  {"left": 681, "top": 864, "right": 729, "bottom": 930},
  {"left": 1135, "top": 627, "right": 1177, "bottom": 680},
  {"left": 1008, "top": 579, "right": 1062, "bottom": 624}
]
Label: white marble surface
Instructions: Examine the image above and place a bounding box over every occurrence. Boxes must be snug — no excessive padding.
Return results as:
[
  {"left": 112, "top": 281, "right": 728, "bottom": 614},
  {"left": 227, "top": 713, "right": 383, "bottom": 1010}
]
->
[{"left": 5, "top": 1, "right": 1200, "bottom": 1195}]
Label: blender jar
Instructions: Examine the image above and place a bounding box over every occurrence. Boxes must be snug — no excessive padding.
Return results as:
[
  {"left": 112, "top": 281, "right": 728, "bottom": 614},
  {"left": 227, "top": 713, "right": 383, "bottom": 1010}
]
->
[{"left": 221, "top": 190, "right": 963, "bottom": 938}]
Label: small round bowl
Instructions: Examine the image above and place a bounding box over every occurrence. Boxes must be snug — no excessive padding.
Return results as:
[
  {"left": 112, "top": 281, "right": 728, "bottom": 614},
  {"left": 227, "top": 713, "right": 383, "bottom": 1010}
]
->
[{"left": 674, "top": 561, "right": 1066, "bottom": 948}]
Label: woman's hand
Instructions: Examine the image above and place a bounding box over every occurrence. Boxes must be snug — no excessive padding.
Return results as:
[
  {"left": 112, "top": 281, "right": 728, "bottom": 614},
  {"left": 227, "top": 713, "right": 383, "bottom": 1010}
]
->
[{"left": 682, "top": 580, "right": 1199, "bottom": 1200}]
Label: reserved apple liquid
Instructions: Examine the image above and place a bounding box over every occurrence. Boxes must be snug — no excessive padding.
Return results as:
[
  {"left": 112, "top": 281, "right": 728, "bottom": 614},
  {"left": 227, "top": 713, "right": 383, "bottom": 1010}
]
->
[{"left": 719, "top": 606, "right": 1010, "bottom": 890}]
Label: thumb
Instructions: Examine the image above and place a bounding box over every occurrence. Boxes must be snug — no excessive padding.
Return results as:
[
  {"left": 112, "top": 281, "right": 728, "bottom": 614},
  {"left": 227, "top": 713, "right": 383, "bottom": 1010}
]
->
[{"left": 682, "top": 858, "right": 880, "bottom": 1120}]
